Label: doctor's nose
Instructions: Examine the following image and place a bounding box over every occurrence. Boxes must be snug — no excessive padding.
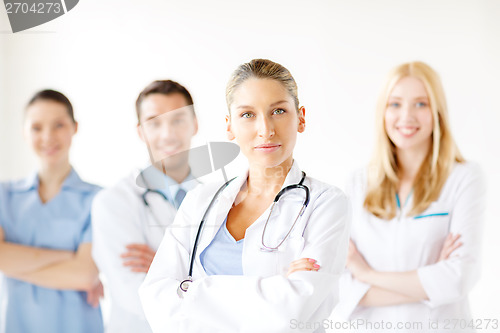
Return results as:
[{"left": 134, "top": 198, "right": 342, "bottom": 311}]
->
[
  {"left": 257, "top": 116, "right": 275, "bottom": 138},
  {"left": 400, "top": 103, "right": 416, "bottom": 119},
  {"left": 158, "top": 121, "right": 176, "bottom": 140},
  {"left": 41, "top": 128, "right": 56, "bottom": 143}
]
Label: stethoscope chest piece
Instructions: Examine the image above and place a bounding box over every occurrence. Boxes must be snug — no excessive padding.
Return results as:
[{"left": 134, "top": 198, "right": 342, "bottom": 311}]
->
[
  {"left": 177, "top": 277, "right": 193, "bottom": 297},
  {"left": 180, "top": 278, "right": 192, "bottom": 291}
]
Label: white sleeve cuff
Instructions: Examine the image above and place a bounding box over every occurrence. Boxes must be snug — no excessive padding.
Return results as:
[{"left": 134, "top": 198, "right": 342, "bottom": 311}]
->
[{"left": 334, "top": 270, "right": 371, "bottom": 320}]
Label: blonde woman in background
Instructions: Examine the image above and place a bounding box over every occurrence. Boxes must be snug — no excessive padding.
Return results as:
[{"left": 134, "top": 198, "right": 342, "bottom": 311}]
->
[{"left": 335, "top": 62, "right": 486, "bottom": 332}]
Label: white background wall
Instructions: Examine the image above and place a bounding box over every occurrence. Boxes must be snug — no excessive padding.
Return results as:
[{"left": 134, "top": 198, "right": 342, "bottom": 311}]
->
[{"left": 1, "top": 0, "right": 499, "bottom": 329}]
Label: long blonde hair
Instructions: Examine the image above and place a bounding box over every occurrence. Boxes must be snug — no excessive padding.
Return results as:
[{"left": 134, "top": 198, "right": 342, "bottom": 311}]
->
[{"left": 364, "top": 61, "right": 464, "bottom": 219}]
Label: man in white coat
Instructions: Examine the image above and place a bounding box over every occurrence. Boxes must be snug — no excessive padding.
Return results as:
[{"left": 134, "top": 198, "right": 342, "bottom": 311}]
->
[{"left": 91, "top": 80, "right": 200, "bottom": 333}]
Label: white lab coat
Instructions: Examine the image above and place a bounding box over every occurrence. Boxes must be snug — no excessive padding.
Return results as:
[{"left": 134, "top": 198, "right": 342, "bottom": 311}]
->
[
  {"left": 91, "top": 169, "right": 199, "bottom": 333},
  {"left": 139, "top": 161, "right": 351, "bottom": 333},
  {"left": 334, "top": 162, "right": 486, "bottom": 332}
]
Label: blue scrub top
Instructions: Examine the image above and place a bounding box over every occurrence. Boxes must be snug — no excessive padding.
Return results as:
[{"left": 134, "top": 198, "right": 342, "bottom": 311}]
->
[
  {"left": 200, "top": 218, "right": 244, "bottom": 276},
  {"left": 0, "top": 168, "right": 103, "bottom": 333}
]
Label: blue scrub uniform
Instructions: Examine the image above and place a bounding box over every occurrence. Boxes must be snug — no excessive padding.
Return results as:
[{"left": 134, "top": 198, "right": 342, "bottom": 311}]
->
[
  {"left": 200, "top": 218, "right": 244, "bottom": 276},
  {"left": 0, "top": 169, "right": 103, "bottom": 333}
]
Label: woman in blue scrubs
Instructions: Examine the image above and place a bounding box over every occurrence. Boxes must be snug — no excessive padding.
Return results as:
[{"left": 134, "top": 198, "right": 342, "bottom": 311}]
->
[{"left": 0, "top": 90, "right": 104, "bottom": 333}]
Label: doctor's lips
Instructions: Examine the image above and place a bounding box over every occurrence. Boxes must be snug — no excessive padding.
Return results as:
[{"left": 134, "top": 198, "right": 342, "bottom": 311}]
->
[
  {"left": 396, "top": 126, "right": 419, "bottom": 137},
  {"left": 158, "top": 146, "right": 182, "bottom": 156},
  {"left": 254, "top": 143, "right": 281, "bottom": 153},
  {"left": 40, "top": 146, "right": 61, "bottom": 155}
]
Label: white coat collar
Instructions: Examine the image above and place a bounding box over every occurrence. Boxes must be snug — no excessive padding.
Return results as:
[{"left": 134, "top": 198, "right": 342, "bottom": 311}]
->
[
  {"left": 220, "top": 159, "right": 303, "bottom": 202},
  {"left": 134, "top": 164, "right": 200, "bottom": 190}
]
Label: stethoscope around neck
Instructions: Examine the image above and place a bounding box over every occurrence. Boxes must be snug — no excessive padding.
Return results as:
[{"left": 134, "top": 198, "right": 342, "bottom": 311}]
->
[
  {"left": 178, "top": 171, "right": 310, "bottom": 296},
  {"left": 139, "top": 170, "right": 172, "bottom": 227}
]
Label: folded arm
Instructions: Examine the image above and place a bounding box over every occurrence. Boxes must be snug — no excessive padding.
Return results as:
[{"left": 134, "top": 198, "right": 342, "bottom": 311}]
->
[
  {"left": 0, "top": 226, "right": 73, "bottom": 275},
  {"left": 5, "top": 242, "right": 99, "bottom": 291},
  {"left": 359, "top": 286, "right": 421, "bottom": 307},
  {"left": 346, "top": 166, "right": 486, "bottom": 309}
]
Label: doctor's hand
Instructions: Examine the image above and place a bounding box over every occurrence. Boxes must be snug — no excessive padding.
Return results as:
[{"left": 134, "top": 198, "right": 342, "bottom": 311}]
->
[
  {"left": 438, "top": 233, "right": 462, "bottom": 262},
  {"left": 346, "top": 239, "right": 373, "bottom": 283},
  {"left": 287, "top": 258, "right": 320, "bottom": 277},
  {"left": 121, "top": 243, "right": 156, "bottom": 273},
  {"left": 86, "top": 280, "right": 104, "bottom": 308}
]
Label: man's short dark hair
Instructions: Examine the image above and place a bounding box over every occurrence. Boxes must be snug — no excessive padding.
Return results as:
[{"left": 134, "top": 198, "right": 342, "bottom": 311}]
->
[{"left": 135, "top": 80, "right": 195, "bottom": 124}]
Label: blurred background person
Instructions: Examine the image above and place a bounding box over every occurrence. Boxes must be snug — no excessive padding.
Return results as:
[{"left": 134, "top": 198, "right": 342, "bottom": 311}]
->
[
  {"left": 0, "top": 89, "right": 103, "bottom": 333},
  {"left": 335, "top": 62, "right": 486, "bottom": 332},
  {"left": 91, "top": 80, "right": 199, "bottom": 333}
]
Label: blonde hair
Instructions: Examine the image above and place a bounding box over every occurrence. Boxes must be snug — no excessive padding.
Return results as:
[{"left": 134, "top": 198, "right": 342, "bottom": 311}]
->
[
  {"left": 226, "top": 59, "right": 299, "bottom": 111},
  {"left": 364, "top": 61, "right": 464, "bottom": 219}
]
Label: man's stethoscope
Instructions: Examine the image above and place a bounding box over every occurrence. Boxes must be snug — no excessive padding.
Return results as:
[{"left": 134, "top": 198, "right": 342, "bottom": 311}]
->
[
  {"left": 139, "top": 172, "right": 175, "bottom": 227},
  {"left": 178, "top": 171, "right": 310, "bottom": 295},
  {"left": 141, "top": 189, "right": 169, "bottom": 224}
]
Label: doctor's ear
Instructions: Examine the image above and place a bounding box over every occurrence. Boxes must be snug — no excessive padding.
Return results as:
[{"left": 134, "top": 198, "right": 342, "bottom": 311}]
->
[
  {"left": 226, "top": 115, "right": 235, "bottom": 140},
  {"left": 297, "top": 106, "right": 306, "bottom": 133},
  {"left": 137, "top": 124, "right": 146, "bottom": 143},
  {"left": 72, "top": 121, "right": 79, "bottom": 135},
  {"left": 192, "top": 116, "right": 199, "bottom": 136}
]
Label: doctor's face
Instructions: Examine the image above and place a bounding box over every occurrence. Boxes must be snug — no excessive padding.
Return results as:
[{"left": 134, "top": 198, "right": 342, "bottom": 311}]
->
[
  {"left": 226, "top": 78, "right": 305, "bottom": 170},
  {"left": 385, "top": 76, "right": 433, "bottom": 155},
  {"left": 138, "top": 93, "right": 198, "bottom": 172},
  {"left": 24, "top": 100, "right": 77, "bottom": 167}
]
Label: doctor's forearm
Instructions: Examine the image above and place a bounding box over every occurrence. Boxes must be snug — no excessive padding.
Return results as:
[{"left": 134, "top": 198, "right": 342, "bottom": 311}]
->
[
  {"left": 363, "top": 270, "right": 429, "bottom": 300},
  {"left": 359, "top": 286, "right": 421, "bottom": 307},
  {"left": 0, "top": 241, "right": 73, "bottom": 275},
  {"left": 7, "top": 257, "right": 99, "bottom": 290},
  {"left": 5, "top": 243, "right": 99, "bottom": 291}
]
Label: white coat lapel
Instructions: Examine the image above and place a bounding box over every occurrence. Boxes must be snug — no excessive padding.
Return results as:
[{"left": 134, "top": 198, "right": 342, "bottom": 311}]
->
[{"left": 194, "top": 168, "right": 249, "bottom": 269}]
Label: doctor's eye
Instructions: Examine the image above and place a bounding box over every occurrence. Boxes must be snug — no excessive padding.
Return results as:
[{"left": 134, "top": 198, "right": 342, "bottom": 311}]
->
[
  {"left": 416, "top": 102, "right": 428, "bottom": 108},
  {"left": 31, "top": 126, "right": 42, "bottom": 132},
  {"left": 172, "top": 118, "right": 186, "bottom": 125},
  {"left": 241, "top": 112, "right": 255, "bottom": 119},
  {"left": 149, "top": 119, "right": 161, "bottom": 128},
  {"left": 272, "top": 108, "right": 286, "bottom": 115},
  {"left": 388, "top": 102, "right": 400, "bottom": 108}
]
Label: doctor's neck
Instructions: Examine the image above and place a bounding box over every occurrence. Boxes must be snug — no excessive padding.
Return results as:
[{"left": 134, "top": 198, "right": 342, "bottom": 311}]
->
[
  {"left": 246, "top": 158, "right": 293, "bottom": 195},
  {"left": 38, "top": 160, "right": 72, "bottom": 188},
  {"left": 153, "top": 161, "right": 190, "bottom": 184},
  {"left": 396, "top": 144, "right": 430, "bottom": 182}
]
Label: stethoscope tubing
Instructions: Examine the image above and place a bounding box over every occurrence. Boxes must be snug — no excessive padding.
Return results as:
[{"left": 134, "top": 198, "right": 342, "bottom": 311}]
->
[
  {"left": 187, "top": 177, "right": 236, "bottom": 278},
  {"left": 260, "top": 172, "right": 309, "bottom": 251}
]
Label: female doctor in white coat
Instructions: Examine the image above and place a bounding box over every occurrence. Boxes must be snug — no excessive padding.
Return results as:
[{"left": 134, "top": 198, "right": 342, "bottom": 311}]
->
[
  {"left": 139, "top": 59, "right": 351, "bottom": 333},
  {"left": 335, "top": 62, "right": 486, "bottom": 332}
]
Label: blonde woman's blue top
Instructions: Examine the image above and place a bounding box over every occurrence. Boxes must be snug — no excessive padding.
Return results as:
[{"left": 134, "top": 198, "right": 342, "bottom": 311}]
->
[{"left": 0, "top": 168, "right": 103, "bottom": 333}]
